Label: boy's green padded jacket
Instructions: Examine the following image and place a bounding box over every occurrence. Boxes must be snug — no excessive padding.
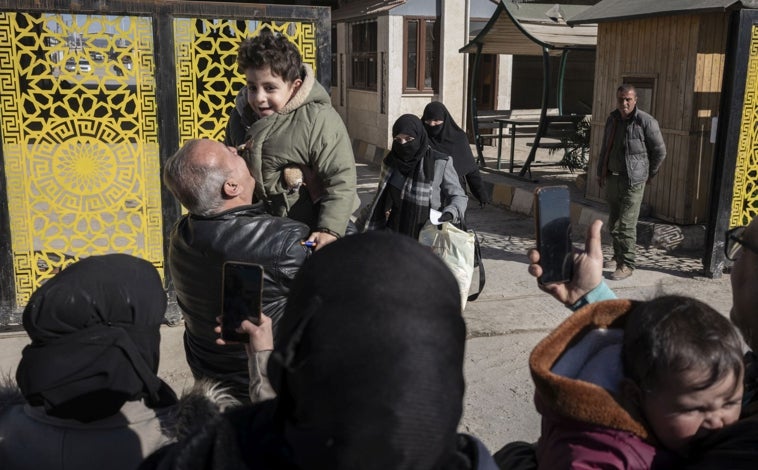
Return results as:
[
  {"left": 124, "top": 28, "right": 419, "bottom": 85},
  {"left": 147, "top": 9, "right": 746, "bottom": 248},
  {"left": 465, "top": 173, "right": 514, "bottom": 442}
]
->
[{"left": 244, "top": 64, "right": 357, "bottom": 237}]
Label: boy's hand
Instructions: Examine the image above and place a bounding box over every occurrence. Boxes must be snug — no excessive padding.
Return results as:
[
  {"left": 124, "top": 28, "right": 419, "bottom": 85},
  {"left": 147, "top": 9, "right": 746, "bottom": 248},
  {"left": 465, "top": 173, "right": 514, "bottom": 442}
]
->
[
  {"left": 307, "top": 231, "right": 337, "bottom": 250},
  {"left": 527, "top": 219, "right": 604, "bottom": 306},
  {"left": 215, "top": 314, "right": 274, "bottom": 355}
]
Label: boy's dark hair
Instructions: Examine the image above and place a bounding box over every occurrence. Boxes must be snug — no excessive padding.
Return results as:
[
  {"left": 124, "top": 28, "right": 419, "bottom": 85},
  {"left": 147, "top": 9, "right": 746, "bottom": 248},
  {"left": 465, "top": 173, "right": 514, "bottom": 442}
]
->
[
  {"left": 623, "top": 295, "right": 743, "bottom": 393},
  {"left": 237, "top": 29, "right": 302, "bottom": 83}
]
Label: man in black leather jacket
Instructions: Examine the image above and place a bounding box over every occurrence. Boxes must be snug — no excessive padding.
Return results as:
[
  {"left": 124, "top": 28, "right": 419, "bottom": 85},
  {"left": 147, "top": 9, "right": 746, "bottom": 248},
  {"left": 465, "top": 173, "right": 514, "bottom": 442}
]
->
[{"left": 164, "top": 138, "right": 310, "bottom": 403}]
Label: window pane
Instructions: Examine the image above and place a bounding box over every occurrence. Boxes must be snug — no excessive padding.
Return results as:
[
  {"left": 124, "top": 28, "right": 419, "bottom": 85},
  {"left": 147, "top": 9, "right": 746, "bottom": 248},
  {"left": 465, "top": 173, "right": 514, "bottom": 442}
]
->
[
  {"left": 406, "top": 20, "right": 418, "bottom": 89},
  {"left": 332, "top": 55, "right": 337, "bottom": 86},
  {"left": 351, "top": 24, "right": 360, "bottom": 51},
  {"left": 331, "top": 27, "right": 338, "bottom": 86},
  {"left": 368, "top": 22, "right": 377, "bottom": 51},
  {"left": 354, "top": 57, "right": 365, "bottom": 88},
  {"left": 623, "top": 77, "right": 655, "bottom": 112}
]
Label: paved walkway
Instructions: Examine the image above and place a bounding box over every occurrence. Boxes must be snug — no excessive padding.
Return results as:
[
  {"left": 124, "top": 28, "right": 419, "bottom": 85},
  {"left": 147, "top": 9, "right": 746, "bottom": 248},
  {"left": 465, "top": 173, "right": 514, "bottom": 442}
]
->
[{"left": 0, "top": 159, "right": 734, "bottom": 454}]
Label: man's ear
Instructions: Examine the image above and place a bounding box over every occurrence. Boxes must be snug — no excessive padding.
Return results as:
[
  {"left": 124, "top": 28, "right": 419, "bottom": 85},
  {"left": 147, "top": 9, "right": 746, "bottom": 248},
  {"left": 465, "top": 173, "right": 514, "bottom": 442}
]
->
[
  {"left": 223, "top": 178, "right": 241, "bottom": 198},
  {"left": 292, "top": 78, "right": 303, "bottom": 92}
]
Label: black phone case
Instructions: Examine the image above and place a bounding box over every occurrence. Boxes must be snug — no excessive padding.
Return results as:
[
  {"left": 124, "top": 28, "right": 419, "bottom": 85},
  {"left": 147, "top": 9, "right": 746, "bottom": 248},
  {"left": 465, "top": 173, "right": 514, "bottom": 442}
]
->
[
  {"left": 535, "top": 186, "right": 573, "bottom": 285},
  {"left": 221, "top": 261, "right": 263, "bottom": 342}
]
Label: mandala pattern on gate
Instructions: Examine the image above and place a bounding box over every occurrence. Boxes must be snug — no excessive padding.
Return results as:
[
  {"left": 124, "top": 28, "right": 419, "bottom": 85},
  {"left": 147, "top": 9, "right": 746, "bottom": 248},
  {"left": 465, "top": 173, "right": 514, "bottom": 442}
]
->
[{"left": 0, "top": 12, "right": 163, "bottom": 306}]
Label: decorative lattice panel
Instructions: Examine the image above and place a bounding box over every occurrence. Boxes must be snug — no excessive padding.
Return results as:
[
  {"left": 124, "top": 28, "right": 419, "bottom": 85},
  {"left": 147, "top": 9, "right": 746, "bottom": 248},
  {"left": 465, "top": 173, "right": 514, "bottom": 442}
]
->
[
  {"left": 731, "top": 25, "right": 758, "bottom": 227},
  {"left": 0, "top": 12, "right": 164, "bottom": 306},
  {"left": 173, "top": 19, "right": 317, "bottom": 144}
]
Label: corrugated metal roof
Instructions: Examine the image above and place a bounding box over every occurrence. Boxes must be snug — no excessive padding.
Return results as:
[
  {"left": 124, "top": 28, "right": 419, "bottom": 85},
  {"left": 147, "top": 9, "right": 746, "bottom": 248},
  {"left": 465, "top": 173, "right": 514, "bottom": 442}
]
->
[
  {"left": 460, "top": 1, "right": 597, "bottom": 56},
  {"left": 568, "top": 0, "right": 757, "bottom": 25},
  {"left": 332, "top": 0, "right": 406, "bottom": 22}
]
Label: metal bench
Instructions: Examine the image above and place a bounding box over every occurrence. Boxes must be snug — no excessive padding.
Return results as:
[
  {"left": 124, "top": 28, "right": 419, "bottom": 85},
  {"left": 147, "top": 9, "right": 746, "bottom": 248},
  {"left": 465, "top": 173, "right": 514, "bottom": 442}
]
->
[
  {"left": 519, "top": 115, "right": 589, "bottom": 177},
  {"left": 473, "top": 109, "right": 512, "bottom": 165}
]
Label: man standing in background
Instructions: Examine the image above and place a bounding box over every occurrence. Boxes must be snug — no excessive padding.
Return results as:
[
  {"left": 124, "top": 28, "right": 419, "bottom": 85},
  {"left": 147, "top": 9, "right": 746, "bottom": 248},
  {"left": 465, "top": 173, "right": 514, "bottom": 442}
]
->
[{"left": 596, "top": 84, "right": 666, "bottom": 280}]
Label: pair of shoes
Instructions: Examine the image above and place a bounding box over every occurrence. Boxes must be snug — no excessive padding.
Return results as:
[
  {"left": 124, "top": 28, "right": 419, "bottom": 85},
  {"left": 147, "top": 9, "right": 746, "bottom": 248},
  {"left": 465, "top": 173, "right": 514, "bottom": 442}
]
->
[{"left": 610, "top": 265, "right": 634, "bottom": 280}]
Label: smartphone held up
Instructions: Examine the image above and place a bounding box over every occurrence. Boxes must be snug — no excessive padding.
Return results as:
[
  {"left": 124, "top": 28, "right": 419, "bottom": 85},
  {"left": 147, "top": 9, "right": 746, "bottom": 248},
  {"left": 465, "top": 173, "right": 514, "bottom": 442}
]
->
[
  {"left": 221, "top": 261, "right": 264, "bottom": 342},
  {"left": 534, "top": 186, "right": 573, "bottom": 285}
]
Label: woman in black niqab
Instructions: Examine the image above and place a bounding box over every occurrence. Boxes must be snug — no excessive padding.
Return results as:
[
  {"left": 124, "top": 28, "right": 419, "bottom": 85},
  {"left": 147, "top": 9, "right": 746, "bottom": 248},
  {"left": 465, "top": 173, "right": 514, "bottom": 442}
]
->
[
  {"left": 139, "top": 232, "right": 499, "bottom": 470},
  {"left": 16, "top": 253, "right": 177, "bottom": 422},
  {"left": 422, "top": 101, "right": 490, "bottom": 206},
  {"left": 357, "top": 114, "right": 468, "bottom": 238}
]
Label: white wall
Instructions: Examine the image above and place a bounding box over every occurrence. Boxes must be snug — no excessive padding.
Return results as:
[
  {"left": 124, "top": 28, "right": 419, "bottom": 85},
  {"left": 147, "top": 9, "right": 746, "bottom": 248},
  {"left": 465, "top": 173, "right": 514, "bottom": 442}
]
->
[
  {"left": 334, "top": 7, "right": 474, "bottom": 152},
  {"left": 440, "top": 0, "right": 467, "bottom": 126},
  {"left": 497, "top": 54, "right": 513, "bottom": 111}
]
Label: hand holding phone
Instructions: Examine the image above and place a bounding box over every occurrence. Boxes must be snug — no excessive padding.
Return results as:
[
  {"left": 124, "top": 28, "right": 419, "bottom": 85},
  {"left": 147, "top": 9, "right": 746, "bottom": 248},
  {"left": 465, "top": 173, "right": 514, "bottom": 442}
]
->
[
  {"left": 528, "top": 220, "right": 605, "bottom": 306},
  {"left": 534, "top": 186, "right": 573, "bottom": 285},
  {"left": 221, "top": 261, "right": 264, "bottom": 342}
]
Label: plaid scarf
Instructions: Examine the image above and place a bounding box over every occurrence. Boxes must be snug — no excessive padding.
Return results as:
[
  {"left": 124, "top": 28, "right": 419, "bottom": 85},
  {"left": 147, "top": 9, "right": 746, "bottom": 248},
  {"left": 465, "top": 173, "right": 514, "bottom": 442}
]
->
[{"left": 366, "top": 147, "right": 437, "bottom": 239}]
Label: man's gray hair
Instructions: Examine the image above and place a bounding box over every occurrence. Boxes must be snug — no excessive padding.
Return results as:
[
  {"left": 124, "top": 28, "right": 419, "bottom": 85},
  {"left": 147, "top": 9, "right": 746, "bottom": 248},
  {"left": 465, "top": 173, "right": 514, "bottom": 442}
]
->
[{"left": 164, "top": 139, "right": 229, "bottom": 216}]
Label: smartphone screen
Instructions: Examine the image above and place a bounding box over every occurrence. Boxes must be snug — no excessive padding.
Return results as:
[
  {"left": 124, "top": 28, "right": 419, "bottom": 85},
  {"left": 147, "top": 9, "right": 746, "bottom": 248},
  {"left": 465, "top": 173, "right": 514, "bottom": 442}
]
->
[
  {"left": 534, "top": 186, "right": 573, "bottom": 285},
  {"left": 221, "top": 261, "right": 263, "bottom": 342}
]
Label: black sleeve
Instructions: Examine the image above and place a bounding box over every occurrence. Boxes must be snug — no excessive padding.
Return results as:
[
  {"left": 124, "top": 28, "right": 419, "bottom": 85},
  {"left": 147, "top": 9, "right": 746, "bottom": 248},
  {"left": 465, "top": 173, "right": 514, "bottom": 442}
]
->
[
  {"left": 224, "top": 110, "right": 245, "bottom": 148},
  {"left": 465, "top": 170, "right": 489, "bottom": 204}
]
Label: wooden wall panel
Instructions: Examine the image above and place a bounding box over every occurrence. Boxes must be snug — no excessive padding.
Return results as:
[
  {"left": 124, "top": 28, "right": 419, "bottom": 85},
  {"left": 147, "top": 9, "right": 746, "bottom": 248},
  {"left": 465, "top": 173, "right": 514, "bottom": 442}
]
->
[{"left": 585, "top": 13, "right": 729, "bottom": 224}]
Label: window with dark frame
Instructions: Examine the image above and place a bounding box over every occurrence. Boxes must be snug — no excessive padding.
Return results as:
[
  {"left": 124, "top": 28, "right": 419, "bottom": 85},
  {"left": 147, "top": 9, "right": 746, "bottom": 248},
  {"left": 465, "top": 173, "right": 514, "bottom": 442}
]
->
[
  {"left": 349, "top": 20, "right": 377, "bottom": 91},
  {"left": 404, "top": 17, "right": 439, "bottom": 93}
]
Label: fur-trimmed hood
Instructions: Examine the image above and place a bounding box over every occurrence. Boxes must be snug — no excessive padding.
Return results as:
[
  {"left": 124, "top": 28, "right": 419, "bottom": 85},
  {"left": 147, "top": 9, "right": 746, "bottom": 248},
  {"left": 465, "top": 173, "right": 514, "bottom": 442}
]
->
[
  {"left": 0, "top": 375, "right": 240, "bottom": 442},
  {"left": 530, "top": 299, "right": 648, "bottom": 440},
  {"left": 278, "top": 63, "right": 322, "bottom": 115}
]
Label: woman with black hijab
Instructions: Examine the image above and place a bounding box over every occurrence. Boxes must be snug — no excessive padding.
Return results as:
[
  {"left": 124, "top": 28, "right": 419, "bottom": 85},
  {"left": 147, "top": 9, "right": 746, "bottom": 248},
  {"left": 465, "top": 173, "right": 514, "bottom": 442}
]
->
[
  {"left": 357, "top": 114, "right": 468, "bottom": 238},
  {"left": 0, "top": 254, "right": 233, "bottom": 470},
  {"left": 422, "top": 101, "right": 490, "bottom": 207},
  {"left": 141, "top": 231, "right": 499, "bottom": 470}
]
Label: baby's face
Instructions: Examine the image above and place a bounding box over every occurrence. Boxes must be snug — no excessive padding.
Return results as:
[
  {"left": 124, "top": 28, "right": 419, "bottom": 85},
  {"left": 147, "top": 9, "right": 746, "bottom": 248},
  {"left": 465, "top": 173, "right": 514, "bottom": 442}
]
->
[{"left": 641, "top": 367, "right": 743, "bottom": 455}]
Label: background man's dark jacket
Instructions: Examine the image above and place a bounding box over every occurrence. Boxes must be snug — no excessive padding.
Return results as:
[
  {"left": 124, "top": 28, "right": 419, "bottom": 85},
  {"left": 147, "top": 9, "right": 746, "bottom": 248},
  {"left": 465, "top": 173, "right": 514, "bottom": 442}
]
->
[{"left": 597, "top": 108, "right": 666, "bottom": 185}]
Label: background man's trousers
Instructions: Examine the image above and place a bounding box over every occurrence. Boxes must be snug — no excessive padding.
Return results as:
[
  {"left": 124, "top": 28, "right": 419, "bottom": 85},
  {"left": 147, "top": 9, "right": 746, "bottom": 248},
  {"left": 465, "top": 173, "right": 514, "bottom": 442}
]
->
[{"left": 606, "top": 174, "right": 645, "bottom": 269}]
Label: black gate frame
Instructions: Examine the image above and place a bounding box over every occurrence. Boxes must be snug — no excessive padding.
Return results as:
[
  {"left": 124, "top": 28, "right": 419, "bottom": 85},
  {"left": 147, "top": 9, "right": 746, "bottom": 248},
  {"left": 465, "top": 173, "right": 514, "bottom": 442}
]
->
[
  {"left": 704, "top": 8, "right": 758, "bottom": 278},
  {"left": 0, "top": 0, "right": 331, "bottom": 321}
]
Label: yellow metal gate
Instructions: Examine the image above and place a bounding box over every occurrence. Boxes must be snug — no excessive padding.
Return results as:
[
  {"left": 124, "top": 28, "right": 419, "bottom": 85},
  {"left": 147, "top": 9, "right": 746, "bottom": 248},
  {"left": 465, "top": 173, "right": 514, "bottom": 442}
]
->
[
  {"left": 729, "top": 24, "right": 758, "bottom": 227},
  {"left": 0, "top": 12, "right": 164, "bottom": 306},
  {"left": 705, "top": 9, "right": 758, "bottom": 277},
  {"left": 0, "top": 2, "right": 329, "bottom": 320}
]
